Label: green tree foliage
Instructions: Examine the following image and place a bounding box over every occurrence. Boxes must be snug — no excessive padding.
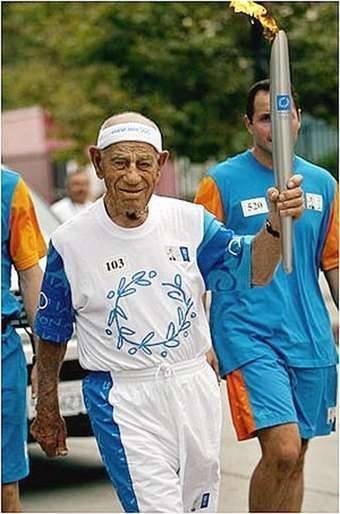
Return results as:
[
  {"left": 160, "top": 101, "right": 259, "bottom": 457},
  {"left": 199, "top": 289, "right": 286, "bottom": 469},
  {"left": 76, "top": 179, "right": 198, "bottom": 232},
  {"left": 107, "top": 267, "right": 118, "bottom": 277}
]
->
[
  {"left": 269, "top": 2, "right": 338, "bottom": 125},
  {"left": 2, "top": 2, "right": 337, "bottom": 162}
]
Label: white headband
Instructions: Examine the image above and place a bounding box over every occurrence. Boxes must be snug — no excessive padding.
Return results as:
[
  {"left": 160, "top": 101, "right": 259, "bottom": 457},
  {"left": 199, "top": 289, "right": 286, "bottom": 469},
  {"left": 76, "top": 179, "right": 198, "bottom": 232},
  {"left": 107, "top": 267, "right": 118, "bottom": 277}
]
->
[{"left": 97, "top": 122, "right": 163, "bottom": 152}]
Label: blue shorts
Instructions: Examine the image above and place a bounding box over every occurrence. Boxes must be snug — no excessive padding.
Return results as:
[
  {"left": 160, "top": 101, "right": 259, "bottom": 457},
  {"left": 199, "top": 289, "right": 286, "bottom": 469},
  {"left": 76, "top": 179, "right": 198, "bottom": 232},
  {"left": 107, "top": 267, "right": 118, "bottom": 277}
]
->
[
  {"left": 226, "top": 347, "right": 337, "bottom": 441},
  {"left": 1, "top": 328, "right": 29, "bottom": 484}
]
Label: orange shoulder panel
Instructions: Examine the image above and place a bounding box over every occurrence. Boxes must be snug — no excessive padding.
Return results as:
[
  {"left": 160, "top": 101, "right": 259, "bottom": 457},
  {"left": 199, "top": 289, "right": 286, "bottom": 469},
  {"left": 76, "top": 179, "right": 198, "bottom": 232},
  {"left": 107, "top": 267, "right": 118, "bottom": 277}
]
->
[
  {"left": 194, "top": 176, "right": 225, "bottom": 222},
  {"left": 10, "top": 178, "right": 47, "bottom": 271},
  {"left": 321, "top": 186, "right": 339, "bottom": 271}
]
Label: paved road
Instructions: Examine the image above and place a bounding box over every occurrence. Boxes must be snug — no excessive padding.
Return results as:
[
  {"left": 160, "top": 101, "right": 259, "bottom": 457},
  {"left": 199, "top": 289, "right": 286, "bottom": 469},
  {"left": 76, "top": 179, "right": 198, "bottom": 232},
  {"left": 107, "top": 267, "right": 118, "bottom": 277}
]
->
[{"left": 21, "top": 391, "right": 338, "bottom": 513}]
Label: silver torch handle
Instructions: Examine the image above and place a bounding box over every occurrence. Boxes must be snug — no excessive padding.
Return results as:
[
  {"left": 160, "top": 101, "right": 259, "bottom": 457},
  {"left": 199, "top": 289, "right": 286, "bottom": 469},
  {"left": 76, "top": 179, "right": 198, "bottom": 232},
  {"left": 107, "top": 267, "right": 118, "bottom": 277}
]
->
[{"left": 270, "top": 30, "right": 294, "bottom": 274}]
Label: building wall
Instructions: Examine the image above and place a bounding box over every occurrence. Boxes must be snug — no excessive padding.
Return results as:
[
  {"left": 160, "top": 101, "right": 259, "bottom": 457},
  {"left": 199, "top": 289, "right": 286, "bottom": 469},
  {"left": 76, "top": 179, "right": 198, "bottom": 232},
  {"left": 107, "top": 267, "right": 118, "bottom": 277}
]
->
[
  {"left": 155, "top": 158, "right": 179, "bottom": 198},
  {"left": 2, "top": 154, "right": 54, "bottom": 203},
  {"left": 2, "top": 106, "right": 56, "bottom": 203}
]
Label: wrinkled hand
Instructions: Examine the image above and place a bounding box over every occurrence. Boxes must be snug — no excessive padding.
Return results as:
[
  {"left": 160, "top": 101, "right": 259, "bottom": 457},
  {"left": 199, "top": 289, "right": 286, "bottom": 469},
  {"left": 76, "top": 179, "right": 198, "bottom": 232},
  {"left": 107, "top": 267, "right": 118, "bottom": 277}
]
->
[
  {"left": 30, "top": 412, "right": 68, "bottom": 458},
  {"left": 267, "top": 174, "right": 304, "bottom": 219},
  {"left": 206, "top": 348, "right": 221, "bottom": 385}
]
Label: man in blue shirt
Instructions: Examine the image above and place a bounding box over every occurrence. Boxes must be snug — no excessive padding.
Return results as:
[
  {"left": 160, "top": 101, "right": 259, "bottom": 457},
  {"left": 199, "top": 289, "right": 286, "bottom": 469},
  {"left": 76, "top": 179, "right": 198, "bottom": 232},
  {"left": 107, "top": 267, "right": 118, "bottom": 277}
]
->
[
  {"left": 195, "top": 80, "right": 338, "bottom": 512},
  {"left": 1, "top": 167, "right": 46, "bottom": 512}
]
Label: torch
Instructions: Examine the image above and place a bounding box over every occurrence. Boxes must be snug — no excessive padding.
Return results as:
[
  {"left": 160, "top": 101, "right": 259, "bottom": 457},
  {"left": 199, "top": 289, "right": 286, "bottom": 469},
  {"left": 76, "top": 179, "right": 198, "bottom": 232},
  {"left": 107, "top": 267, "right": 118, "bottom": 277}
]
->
[
  {"left": 229, "top": 2, "right": 294, "bottom": 273},
  {"left": 270, "top": 30, "right": 294, "bottom": 274}
]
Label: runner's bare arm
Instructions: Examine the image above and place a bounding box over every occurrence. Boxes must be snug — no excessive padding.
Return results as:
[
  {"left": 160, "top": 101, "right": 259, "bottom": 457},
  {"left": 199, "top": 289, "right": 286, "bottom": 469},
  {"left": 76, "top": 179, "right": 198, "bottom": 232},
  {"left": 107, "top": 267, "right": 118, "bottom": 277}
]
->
[
  {"left": 18, "top": 264, "right": 44, "bottom": 399},
  {"left": 30, "top": 339, "right": 68, "bottom": 457},
  {"left": 18, "top": 264, "right": 43, "bottom": 329}
]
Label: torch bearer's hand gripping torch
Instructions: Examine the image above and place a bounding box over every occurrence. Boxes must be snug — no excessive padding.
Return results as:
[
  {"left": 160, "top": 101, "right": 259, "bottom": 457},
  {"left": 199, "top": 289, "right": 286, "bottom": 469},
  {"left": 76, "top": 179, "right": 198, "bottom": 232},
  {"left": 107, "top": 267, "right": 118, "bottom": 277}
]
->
[
  {"left": 270, "top": 30, "right": 295, "bottom": 273},
  {"left": 251, "top": 175, "right": 304, "bottom": 286},
  {"left": 264, "top": 174, "right": 304, "bottom": 271},
  {"left": 266, "top": 174, "right": 304, "bottom": 227}
]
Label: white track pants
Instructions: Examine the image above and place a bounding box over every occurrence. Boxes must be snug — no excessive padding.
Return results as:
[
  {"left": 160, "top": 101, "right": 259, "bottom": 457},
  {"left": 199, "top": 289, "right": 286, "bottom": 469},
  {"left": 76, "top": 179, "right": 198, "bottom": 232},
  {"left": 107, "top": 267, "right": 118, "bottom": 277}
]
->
[{"left": 83, "top": 356, "right": 222, "bottom": 513}]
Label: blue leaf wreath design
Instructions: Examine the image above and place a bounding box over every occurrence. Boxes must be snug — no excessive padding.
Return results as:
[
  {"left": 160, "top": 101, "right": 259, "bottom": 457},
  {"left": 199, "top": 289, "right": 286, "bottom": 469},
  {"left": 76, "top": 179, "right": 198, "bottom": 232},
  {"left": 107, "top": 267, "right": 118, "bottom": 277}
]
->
[{"left": 105, "top": 271, "right": 197, "bottom": 357}]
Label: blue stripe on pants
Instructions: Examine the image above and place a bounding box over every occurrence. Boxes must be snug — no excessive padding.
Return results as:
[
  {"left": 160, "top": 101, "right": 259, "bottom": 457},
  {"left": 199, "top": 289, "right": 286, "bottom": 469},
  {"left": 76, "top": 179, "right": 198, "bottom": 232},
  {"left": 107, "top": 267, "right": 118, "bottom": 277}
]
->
[{"left": 82, "top": 371, "right": 139, "bottom": 513}]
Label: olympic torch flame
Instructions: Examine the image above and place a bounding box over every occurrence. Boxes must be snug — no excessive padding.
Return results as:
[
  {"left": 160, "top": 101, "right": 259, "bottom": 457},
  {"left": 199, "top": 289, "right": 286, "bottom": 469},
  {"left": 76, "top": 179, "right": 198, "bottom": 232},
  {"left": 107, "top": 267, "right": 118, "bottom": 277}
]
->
[
  {"left": 229, "top": 0, "right": 279, "bottom": 41},
  {"left": 270, "top": 30, "right": 293, "bottom": 273}
]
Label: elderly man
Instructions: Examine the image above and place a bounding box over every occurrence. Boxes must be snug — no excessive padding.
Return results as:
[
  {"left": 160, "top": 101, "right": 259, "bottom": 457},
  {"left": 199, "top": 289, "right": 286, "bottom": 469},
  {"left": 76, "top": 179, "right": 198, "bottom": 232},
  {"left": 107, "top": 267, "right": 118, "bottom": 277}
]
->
[{"left": 31, "top": 112, "right": 303, "bottom": 513}]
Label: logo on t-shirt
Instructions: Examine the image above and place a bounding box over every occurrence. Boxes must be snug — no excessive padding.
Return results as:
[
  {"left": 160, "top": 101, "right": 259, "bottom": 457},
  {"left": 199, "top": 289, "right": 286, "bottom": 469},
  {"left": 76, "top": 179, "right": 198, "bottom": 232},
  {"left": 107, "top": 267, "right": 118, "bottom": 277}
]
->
[
  {"left": 241, "top": 197, "right": 269, "bottom": 217},
  {"left": 104, "top": 271, "right": 197, "bottom": 358},
  {"left": 165, "top": 246, "right": 190, "bottom": 262},
  {"left": 305, "top": 193, "right": 323, "bottom": 212}
]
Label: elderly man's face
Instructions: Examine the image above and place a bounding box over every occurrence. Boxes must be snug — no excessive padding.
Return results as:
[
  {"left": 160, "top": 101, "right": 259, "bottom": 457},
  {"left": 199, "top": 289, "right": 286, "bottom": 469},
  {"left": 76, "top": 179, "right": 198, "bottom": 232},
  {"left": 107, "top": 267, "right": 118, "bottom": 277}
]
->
[{"left": 96, "top": 141, "right": 162, "bottom": 224}]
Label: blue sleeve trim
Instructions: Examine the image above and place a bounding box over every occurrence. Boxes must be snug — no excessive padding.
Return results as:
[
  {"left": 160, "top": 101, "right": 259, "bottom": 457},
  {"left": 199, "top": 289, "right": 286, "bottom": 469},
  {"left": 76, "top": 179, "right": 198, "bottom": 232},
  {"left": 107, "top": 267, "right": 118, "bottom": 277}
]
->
[
  {"left": 203, "top": 209, "right": 223, "bottom": 242},
  {"left": 198, "top": 210, "right": 234, "bottom": 277},
  {"left": 34, "top": 242, "right": 74, "bottom": 343},
  {"left": 198, "top": 211, "right": 253, "bottom": 291},
  {"left": 205, "top": 235, "right": 253, "bottom": 291}
]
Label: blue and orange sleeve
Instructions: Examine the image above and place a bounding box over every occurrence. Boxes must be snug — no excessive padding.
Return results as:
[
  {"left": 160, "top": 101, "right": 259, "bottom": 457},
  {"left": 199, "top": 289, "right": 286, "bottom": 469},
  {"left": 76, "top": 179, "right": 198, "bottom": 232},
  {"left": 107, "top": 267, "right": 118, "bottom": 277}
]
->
[
  {"left": 10, "top": 178, "right": 47, "bottom": 270},
  {"left": 194, "top": 176, "right": 225, "bottom": 222},
  {"left": 321, "top": 186, "right": 339, "bottom": 271}
]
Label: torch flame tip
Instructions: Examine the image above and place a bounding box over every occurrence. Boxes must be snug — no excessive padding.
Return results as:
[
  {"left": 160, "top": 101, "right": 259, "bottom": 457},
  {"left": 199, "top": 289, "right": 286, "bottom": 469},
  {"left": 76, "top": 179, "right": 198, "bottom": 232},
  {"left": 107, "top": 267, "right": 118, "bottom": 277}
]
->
[{"left": 230, "top": 0, "right": 279, "bottom": 42}]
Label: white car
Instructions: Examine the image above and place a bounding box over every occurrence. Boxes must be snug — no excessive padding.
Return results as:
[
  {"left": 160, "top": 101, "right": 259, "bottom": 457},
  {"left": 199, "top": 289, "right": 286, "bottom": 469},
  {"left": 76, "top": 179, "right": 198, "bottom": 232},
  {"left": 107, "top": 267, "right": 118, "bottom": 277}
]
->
[{"left": 11, "top": 189, "right": 92, "bottom": 439}]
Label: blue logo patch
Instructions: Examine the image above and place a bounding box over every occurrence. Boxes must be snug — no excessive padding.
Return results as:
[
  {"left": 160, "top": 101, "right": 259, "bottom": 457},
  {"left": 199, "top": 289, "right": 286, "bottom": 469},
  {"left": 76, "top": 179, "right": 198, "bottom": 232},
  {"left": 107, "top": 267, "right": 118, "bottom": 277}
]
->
[
  {"left": 276, "top": 95, "right": 291, "bottom": 111},
  {"left": 200, "top": 493, "right": 210, "bottom": 509},
  {"left": 165, "top": 245, "right": 190, "bottom": 262},
  {"left": 179, "top": 246, "right": 190, "bottom": 262}
]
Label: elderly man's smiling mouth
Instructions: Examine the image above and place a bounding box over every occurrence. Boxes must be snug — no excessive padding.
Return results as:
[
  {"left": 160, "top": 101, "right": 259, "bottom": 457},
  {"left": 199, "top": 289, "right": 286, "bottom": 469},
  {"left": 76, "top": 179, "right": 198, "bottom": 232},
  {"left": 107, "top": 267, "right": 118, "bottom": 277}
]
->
[{"left": 119, "top": 188, "right": 144, "bottom": 194}]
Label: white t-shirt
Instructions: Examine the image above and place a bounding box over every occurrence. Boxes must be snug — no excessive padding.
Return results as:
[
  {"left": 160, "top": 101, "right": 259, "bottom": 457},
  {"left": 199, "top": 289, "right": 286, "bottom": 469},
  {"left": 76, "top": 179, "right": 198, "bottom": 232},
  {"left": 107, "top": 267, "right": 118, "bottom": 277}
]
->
[{"left": 36, "top": 195, "right": 252, "bottom": 372}]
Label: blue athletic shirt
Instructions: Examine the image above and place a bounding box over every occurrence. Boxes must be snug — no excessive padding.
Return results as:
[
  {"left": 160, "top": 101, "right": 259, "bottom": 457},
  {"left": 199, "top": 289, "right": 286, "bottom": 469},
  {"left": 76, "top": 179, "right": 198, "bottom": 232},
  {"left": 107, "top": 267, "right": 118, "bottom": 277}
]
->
[
  {"left": 195, "top": 150, "right": 338, "bottom": 375},
  {"left": 35, "top": 195, "right": 253, "bottom": 372},
  {"left": 1, "top": 167, "right": 46, "bottom": 319}
]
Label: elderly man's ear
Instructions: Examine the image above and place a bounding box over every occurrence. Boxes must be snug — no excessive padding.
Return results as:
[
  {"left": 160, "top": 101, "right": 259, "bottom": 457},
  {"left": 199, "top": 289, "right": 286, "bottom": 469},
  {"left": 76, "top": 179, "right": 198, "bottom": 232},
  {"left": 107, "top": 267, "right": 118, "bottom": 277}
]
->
[
  {"left": 89, "top": 146, "right": 104, "bottom": 179},
  {"left": 158, "top": 151, "right": 169, "bottom": 168}
]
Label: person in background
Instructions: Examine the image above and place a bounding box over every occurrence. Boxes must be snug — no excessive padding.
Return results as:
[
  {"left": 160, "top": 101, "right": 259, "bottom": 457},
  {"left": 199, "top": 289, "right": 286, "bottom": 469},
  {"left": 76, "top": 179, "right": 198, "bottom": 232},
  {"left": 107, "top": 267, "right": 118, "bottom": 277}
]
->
[
  {"left": 1, "top": 166, "right": 47, "bottom": 512},
  {"left": 51, "top": 169, "right": 92, "bottom": 223},
  {"left": 195, "top": 79, "right": 338, "bottom": 513},
  {"left": 31, "top": 111, "right": 303, "bottom": 513}
]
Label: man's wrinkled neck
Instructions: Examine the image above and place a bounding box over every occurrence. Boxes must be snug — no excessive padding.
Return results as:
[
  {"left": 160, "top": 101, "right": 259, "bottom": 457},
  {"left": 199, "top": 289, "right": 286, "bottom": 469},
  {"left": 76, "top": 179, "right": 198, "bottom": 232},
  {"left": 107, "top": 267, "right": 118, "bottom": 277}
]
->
[{"left": 103, "top": 195, "right": 149, "bottom": 228}]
